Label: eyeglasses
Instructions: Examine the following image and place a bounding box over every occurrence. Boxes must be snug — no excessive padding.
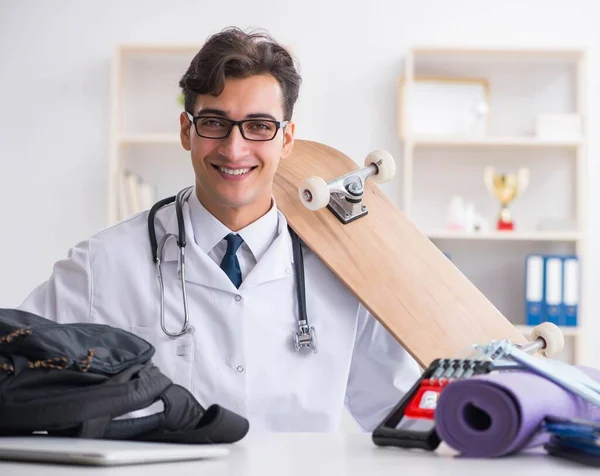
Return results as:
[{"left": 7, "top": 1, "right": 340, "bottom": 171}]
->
[{"left": 186, "top": 113, "right": 288, "bottom": 141}]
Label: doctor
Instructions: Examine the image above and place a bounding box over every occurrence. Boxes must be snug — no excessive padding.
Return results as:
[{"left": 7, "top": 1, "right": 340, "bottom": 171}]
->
[{"left": 17, "top": 26, "right": 421, "bottom": 432}]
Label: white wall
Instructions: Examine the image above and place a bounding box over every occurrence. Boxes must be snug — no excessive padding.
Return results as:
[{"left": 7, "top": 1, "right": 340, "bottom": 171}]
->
[{"left": 1, "top": 0, "right": 600, "bottom": 428}]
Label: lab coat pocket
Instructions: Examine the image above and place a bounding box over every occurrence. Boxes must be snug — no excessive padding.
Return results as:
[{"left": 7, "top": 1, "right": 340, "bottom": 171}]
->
[{"left": 131, "top": 325, "right": 195, "bottom": 392}]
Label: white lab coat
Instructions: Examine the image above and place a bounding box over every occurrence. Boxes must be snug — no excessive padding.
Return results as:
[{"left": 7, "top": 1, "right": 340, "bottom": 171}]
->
[{"left": 18, "top": 194, "right": 421, "bottom": 432}]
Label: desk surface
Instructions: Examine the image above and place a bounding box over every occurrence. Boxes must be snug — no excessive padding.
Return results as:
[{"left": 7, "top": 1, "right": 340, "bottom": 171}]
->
[{"left": 0, "top": 432, "right": 595, "bottom": 474}]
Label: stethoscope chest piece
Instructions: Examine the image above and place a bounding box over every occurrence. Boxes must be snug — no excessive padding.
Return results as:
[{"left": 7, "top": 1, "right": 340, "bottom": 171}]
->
[{"left": 294, "top": 324, "right": 317, "bottom": 353}]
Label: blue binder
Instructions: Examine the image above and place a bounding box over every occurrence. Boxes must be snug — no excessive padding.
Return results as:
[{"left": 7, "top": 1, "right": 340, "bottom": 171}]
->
[
  {"left": 561, "top": 256, "right": 579, "bottom": 327},
  {"left": 525, "top": 254, "right": 544, "bottom": 326},
  {"left": 543, "top": 255, "right": 563, "bottom": 326},
  {"left": 544, "top": 416, "right": 600, "bottom": 467}
]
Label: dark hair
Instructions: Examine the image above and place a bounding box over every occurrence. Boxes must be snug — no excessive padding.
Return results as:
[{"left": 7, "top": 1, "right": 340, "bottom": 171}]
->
[{"left": 179, "top": 27, "right": 302, "bottom": 121}]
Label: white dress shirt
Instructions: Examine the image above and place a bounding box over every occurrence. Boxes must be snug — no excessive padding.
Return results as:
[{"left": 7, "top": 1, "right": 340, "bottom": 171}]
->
[
  {"left": 17, "top": 188, "right": 421, "bottom": 433},
  {"left": 188, "top": 192, "right": 278, "bottom": 280}
]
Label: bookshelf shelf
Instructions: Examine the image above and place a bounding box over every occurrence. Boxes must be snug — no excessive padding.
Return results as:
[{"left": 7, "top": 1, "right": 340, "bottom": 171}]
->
[
  {"left": 411, "top": 136, "right": 582, "bottom": 148},
  {"left": 410, "top": 47, "right": 584, "bottom": 59},
  {"left": 426, "top": 230, "right": 582, "bottom": 242},
  {"left": 120, "top": 134, "right": 582, "bottom": 149},
  {"left": 120, "top": 134, "right": 181, "bottom": 145}
]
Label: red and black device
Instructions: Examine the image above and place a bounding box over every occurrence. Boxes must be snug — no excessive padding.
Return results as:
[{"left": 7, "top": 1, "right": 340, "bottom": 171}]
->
[{"left": 372, "top": 357, "right": 493, "bottom": 451}]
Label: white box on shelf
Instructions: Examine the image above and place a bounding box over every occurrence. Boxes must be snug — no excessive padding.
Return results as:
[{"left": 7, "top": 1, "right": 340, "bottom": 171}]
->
[
  {"left": 399, "top": 76, "right": 490, "bottom": 138},
  {"left": 535, "top": 114, "right": 582, "bottom": 141},
  {"left": 536, "top": 217, "right": 578, "bottom": 232}
]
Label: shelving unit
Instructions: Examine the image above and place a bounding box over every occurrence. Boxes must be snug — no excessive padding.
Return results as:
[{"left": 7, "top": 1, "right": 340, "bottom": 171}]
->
[
  {"left": 108, "top": 45, "right": 201, "bottom": 224},
  {"left": 399, "top": 47, "right": 588, "bottom": 365}
]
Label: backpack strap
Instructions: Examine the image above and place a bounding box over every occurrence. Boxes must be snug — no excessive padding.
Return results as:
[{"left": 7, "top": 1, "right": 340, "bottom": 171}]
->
[
  {"left": 41, "top": 363, "right": 171, "bottom": 439},
  {"left": 135, "top": 384, "right": 249, "bottom": 444}
]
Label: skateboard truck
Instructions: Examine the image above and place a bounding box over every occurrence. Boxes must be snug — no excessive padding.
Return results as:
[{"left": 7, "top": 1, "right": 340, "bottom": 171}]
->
[{"left": 298, "top": 150, "right": 396, "bottom": 224}]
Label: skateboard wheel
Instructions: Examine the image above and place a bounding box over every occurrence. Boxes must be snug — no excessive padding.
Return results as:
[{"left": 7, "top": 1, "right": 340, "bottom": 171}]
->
[
  {"left": 365, "top": 150, "right": 396, "bottom": 183},
  {"left": 531, "top": 322, "right": 564, "bottom": 358},
  {"left": 299, "top": 176, "right": 330, "bottom": 211}
]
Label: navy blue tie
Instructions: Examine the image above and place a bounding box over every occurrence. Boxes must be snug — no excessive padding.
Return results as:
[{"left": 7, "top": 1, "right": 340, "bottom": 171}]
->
[{"left": 220, "top": 233, "right": 244, "bottom": 288}]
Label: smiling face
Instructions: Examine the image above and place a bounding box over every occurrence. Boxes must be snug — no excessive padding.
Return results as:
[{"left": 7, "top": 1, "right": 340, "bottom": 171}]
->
[{"left": 180, "top": 74, "right": 295, "bottom": 230}]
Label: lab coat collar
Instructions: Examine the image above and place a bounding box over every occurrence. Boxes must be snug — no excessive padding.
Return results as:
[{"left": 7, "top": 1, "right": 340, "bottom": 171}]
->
[
  {"left": 236, "top": 201, "right": 279, "bottom": 263},
  {"left": 161, "top": 190, "right": 294, "bottom": 293},
  {"left": 239, "top": 209, "right": 294, "bottom": 289}
]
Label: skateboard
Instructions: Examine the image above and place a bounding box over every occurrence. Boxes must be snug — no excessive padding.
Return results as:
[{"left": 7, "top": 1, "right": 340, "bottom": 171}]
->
[{"left": 273, "top": 139, "right": 536, "bottom": 369}]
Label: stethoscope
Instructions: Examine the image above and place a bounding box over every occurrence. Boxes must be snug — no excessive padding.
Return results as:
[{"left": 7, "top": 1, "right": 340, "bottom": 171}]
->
[{"left": 147, "top": 186, "right": 317, "bottom": 353}]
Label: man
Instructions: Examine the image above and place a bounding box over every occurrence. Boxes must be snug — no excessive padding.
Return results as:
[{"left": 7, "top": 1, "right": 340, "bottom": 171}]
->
[{"left": 17, "top": 27, "right": 420, "bottom": 432}]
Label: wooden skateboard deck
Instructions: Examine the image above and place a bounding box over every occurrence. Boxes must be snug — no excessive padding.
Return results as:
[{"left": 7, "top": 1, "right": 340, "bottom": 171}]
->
[{"left": 273, "top": 139, "right": 528, "bottom": 368}]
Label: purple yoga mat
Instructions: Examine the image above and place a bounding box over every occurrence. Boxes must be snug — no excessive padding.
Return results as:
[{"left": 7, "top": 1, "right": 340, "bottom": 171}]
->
[{"left": 434, "top": 366, "right": 600, "bottom": 457}]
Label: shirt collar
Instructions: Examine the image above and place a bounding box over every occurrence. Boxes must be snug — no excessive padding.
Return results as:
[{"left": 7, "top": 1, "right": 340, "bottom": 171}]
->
[{"left": 188, "top": 188, "right": 279, "bottom": 261}]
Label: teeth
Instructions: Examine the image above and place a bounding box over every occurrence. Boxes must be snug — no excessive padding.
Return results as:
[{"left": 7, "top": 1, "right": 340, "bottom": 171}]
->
[{"left": 219, "top": 167, "right": 251, "bottom": 176}]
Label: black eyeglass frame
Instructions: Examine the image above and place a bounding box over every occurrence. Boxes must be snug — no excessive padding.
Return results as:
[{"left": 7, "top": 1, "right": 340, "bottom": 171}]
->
[{"left": 186, "top": 112, "right": 289, "bottom": 142}]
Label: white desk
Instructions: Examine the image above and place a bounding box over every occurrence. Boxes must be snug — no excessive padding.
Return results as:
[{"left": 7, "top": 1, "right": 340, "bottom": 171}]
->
[{"left": 0, "top": 432, "right": 594, "bottom": 474}]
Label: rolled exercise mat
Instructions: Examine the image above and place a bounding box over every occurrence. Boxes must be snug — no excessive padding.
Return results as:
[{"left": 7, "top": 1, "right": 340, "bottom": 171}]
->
[{"left": 434, "top": 366, "right": 600, "bottom": 457}]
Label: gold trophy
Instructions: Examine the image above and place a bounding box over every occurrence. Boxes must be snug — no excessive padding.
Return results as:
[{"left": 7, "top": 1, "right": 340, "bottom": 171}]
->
[{"left": 484, "top": 166, "right": 530, "bottom": 231}]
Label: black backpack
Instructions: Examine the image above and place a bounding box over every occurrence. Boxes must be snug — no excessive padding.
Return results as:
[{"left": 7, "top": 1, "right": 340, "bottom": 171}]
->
[{"left": 0, "top": 308, "right": 249, "bottom": 444}]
